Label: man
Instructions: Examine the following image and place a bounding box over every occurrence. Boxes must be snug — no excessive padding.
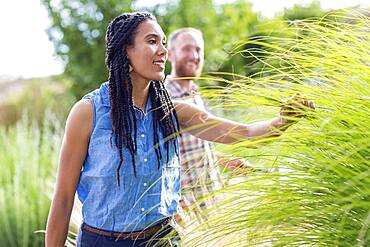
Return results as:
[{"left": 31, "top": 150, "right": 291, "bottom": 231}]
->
[{"left": 165, "top": 28, "right": 246, "bottom": 220}]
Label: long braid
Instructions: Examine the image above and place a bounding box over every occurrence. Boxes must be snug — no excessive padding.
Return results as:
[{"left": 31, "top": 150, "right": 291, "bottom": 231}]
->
[
  {"left": 149, "top": 82, "right": 163, "bottom": 168},
  {"left": 150, "top": 81, "right": 181, "bottom": 169},
  {"left": 105, "top": 12, "right": 180, "bottom": 186}
]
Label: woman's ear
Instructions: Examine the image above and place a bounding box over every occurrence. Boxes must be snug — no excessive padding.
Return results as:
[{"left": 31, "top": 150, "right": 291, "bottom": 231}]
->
[{"left": 126, "top": 48, "right": 134, "bottom": 72}]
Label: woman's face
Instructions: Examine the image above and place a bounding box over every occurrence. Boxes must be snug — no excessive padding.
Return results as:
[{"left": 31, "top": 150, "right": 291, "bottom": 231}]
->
[{"left": 127, "top": 20, "right": 168, "bottom": 82}]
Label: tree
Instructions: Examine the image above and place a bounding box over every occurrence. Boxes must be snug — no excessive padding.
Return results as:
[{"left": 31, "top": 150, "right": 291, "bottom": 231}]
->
[
  {"left": 149, "top": 0, "right": 260, "bottom": 84},
  {"left": 148, "top": 0, "right": 219, "bottom": 73},
  {"left": 42, "top": 0, "right": 327, "bottom": 96},
  {"left": 213, "top": 0, "right": 259, "bottom": 78},
  {"left": 283, "top": 0, "right": 325, "bottom": 21},
  {"left": 41, "top": 0, "right": 135, "bottom": 97}
]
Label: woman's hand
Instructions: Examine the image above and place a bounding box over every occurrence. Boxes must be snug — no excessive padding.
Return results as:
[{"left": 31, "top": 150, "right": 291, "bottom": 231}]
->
[{"left": 279, "top": 93, "right": 315, "bottom": 126}]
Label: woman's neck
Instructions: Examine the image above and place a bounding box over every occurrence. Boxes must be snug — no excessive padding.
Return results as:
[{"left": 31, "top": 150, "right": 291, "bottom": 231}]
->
[{"left": 131, "top": 76, "right": 150, "bottom": 113}]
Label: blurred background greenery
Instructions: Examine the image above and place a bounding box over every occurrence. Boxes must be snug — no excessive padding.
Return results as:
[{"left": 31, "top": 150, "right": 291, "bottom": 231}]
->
[
  {"left": 40, "top": 0, "right": 330, "bottom": 98},
  {"left": 0, "top": 0, "right": 368, "bottom": 246}
]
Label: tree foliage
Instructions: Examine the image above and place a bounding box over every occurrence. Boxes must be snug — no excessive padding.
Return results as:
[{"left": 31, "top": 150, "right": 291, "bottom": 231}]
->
[
  {"left": 42, "top": 0, "right": 263, "bottom": 96},
  {"left": 42, "top": 0, "right": 328, "bottom": 96},
  {"left": 283, "top": 0, "right": 325, "bottom": 21},
  {"left": 41, "top": 0, "right": 135, "bottom": 97}
]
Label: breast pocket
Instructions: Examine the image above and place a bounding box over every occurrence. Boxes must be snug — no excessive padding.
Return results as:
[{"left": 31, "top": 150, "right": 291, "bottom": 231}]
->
[{"left": 85, "top": 129, "right": 134, "bottom": 177}]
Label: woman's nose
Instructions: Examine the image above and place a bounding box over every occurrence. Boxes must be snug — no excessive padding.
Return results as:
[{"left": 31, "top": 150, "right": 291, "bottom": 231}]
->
[{"left": 158, "top": 43, "right": 168, "bottom": 56}]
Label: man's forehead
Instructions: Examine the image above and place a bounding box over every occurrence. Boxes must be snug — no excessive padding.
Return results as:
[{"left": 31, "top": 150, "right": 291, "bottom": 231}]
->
[{"left": 175, "top": 32, "right": 204, "bottom": 47}]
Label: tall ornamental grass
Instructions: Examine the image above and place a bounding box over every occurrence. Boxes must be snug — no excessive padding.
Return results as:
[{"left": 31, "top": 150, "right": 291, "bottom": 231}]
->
[
  {"left": 0, "top": 114, "right": 62, "bottom": 246},
  {"left": 181, "top": 10, "right": 369, "bottom": 246}
]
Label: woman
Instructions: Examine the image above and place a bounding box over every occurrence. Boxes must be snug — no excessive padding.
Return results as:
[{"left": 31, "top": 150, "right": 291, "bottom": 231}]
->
[{"left": 45, "top": 12, "right": 314, "bottom": 247}]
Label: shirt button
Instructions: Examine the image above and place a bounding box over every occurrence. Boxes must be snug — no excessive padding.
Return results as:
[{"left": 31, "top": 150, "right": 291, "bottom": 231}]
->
[
  {"left": 141, "top": 208, "right": 145, "bottom": 212},
  {"left": 140, "top": 134, "right": 145, "bottom": 138},
  {"left": 144, "top": 158, "right": 148, "bottom": 162},
  {"left": 143, "top": 183, "right": 147, "bottom": 186}
]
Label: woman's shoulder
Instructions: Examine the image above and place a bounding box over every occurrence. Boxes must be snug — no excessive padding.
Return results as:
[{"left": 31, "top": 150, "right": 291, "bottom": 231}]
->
[
  {"left": 65, "top": 99, "right": 94, "bottom": 136},
  {"left": 82, "top": 82, "right": 110, "bottom": 108},
  {"left": 72, "top": 99, "right": 94, "bottom": 116}
]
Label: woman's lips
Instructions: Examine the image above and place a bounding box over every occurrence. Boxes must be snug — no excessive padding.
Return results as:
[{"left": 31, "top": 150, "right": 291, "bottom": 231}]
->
[{"left": 153, "top": 60, "right": 165, "bottom": 69}]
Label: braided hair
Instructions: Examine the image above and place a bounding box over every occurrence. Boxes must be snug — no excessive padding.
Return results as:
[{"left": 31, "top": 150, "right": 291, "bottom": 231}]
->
[{"left": 105, "top": 12, "right": 180, "bottom": 186}]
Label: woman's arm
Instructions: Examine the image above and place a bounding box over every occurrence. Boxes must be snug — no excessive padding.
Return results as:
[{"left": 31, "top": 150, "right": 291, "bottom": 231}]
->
[
  {"left": 174, "top": 95, "right": 314, "bottom": 144},
  {"left": 45, "top": 99, "right": 93, "bottom": 247}
]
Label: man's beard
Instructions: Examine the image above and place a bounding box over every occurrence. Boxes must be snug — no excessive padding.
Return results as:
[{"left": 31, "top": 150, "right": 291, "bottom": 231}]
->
[{"left": 175, "top": 61, "right": 201, "bottom": 78}]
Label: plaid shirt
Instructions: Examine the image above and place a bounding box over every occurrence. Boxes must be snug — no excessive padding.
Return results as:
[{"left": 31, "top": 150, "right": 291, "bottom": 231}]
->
[{"left": 165, "top": 79, "right": 222, "bottom": 206}]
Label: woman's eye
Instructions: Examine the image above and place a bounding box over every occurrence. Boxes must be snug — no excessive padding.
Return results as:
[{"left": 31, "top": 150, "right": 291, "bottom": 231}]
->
[{"left": 149, "top": 39, "right": 156, "bottom": 44}]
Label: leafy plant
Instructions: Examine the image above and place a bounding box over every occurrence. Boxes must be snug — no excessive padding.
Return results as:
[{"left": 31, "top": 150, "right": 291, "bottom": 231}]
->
[
  {"left": 180, "top": 9, "right": 370, "bottom": 247},
  {"left": 0, "top": 114, "right": 63, "bottom": 246}
]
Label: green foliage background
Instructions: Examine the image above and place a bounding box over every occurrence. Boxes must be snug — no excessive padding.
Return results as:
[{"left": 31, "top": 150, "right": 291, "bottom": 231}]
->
[
  {"left": 0, "top": 116, "right": 63, "bottom": 247},
  {"left": 40, "top": 0, "right": 325, "bottom": 97},
  {"left": 1, "top": 1, "right": 368, "bottom": 246}
]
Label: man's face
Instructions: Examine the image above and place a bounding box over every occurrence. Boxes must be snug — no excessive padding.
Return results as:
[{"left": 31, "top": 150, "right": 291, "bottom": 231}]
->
[{"left": 169, "top": 32, "right": 204, "bottom": 78}]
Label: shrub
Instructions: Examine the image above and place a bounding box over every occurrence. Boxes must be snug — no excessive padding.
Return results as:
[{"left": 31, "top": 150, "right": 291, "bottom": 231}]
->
[
  {"left": 182, "top": 9, "right": 370, "bottom": 246},
  {"left": 0, "top": 114, "right": 62, "bottom": 246}
]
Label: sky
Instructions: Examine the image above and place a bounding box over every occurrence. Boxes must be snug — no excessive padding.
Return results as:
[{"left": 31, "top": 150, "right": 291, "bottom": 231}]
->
[{"left": 0, "top": 0, "right": 368, "bottom": 80}]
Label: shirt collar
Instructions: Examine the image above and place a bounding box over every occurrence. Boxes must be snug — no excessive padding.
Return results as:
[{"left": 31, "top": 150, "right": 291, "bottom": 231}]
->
[
  {"left": 101, "top": 81, "right": 110, "bottom": 107},
  {"left": 166, "top": 77, "right": 199, "bottom": 96},
  {"left": 101, "top": 81, "right": 153, "bottom": 113}
]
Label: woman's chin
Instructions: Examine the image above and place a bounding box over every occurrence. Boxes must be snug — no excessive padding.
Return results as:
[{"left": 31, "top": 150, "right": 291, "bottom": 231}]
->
[{"left": 152, "top": 73, "right": 165, "bottom": 81}]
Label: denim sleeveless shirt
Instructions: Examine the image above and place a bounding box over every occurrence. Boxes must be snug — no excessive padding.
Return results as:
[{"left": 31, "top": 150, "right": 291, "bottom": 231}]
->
[{"left": 77, "top": 82, "right": 181, "bottom": 232}]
